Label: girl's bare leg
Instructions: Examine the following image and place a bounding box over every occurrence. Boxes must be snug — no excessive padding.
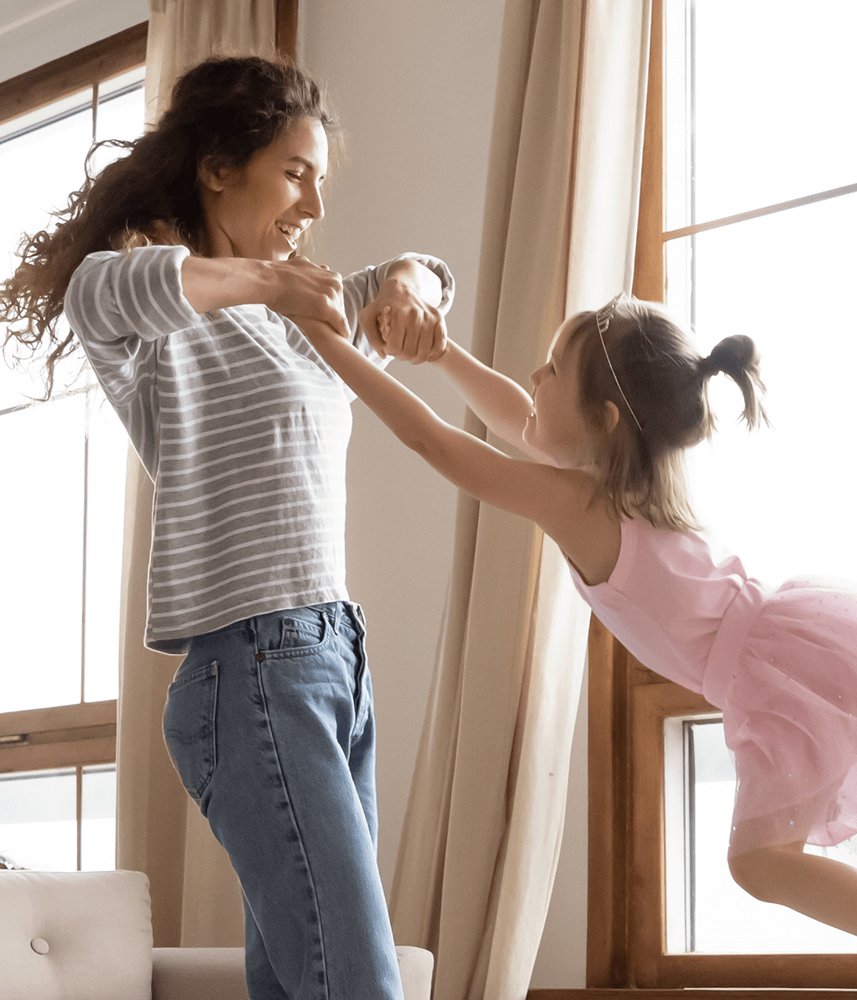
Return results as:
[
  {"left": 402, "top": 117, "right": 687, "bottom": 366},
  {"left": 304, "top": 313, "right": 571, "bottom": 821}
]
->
[{"left": 729, "top": 840, "right": 857, "bottom": 935}]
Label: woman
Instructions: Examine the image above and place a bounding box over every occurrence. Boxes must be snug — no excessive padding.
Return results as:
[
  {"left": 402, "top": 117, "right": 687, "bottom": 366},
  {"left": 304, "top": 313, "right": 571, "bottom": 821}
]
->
[{"left": 2, "top": 56, "right": 452, "bottom": 1000}]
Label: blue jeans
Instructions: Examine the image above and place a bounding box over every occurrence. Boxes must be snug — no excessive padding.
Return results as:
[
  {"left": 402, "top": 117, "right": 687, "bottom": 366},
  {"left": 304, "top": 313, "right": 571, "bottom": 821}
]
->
[{"left": 162, "top": 603, "right": 404, "bottom": 1000}]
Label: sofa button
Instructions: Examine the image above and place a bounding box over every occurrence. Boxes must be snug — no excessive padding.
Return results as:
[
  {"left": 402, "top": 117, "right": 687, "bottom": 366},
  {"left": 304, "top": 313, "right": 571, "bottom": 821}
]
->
[{"left": 30, "top": 938, "right": 50, "bottom": 955}]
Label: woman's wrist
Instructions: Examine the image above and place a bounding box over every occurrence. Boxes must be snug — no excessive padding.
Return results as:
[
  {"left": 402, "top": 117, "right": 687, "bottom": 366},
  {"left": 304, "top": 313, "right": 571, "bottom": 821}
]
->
[{"left": 382, "top": 258, "right": 443, "bottom": 307}]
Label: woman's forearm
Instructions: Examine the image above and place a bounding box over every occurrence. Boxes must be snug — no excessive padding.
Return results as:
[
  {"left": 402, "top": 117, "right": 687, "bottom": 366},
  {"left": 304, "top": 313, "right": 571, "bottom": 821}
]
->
[
  {"left": 181, "top": 255, "right": 349, "bottom": 336},
  {"left": 180, "top": 256, "right": 277, "bottom": 313}
]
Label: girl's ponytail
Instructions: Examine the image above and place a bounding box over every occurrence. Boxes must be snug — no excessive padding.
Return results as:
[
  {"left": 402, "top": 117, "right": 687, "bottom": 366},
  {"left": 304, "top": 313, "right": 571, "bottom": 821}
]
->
[{"left": 698, "top": 334, "right": 768, "bottom": 429}]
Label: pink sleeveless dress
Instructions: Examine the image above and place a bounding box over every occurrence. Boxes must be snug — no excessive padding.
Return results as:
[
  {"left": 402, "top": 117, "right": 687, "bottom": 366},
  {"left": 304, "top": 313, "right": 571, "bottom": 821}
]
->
[{"left": 567, "top": 518, "right": 857, "bottom": 856}]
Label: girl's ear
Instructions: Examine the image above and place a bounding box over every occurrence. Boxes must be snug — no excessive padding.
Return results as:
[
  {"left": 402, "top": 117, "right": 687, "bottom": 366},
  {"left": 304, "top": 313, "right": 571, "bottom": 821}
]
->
[
  {"left": 603, "top": 400, "right": 621, "bottom": 433},
  {"left": 198, "top": 157, "right": 231, "bottom": 193}
]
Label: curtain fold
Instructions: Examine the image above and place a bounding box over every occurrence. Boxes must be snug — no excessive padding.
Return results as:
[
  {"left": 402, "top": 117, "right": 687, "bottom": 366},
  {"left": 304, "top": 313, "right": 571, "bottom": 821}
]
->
[
  {"left": 115, "top": 0, "right": 278, "bottom": 948},
  {"left": 145, "top": 0, "right": 277, "bottom": 124},
  {"left": 390, "top": 3, "right": 651, "bottom": 998}
]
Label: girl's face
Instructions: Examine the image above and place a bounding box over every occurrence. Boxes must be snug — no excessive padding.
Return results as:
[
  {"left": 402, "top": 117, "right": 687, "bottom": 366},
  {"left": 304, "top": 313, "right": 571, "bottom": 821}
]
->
[
  {"left": 523, "top": 319, "right": 596, "bottom": 468},
  {"left": 198, "top": 117, "right": 328, "bottom": 260}
]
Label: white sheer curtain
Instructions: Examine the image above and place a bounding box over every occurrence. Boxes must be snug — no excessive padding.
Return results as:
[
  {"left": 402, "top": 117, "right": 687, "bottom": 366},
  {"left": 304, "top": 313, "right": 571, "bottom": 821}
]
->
[
  {"left": 116, "top": 0, "right": 277, "bottom": 947},
  {"left": 390, "top": 2, "right": 651, "bottom": 998}
]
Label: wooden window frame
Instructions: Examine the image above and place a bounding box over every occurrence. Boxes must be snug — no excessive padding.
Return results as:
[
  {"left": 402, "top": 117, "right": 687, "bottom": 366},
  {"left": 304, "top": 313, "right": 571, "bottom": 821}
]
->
[
  {"left": 0, "top": 2, "right": 299, "bottom": 864},
  {"left": 579, "top": 0, "right": 857, "bottom": 994},
  {"left": 0, "top": 22, "right": 149, "bottom": 810}
]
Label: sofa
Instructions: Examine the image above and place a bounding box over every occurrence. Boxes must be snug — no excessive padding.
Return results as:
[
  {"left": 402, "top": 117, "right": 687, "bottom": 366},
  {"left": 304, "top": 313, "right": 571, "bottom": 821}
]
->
[{"left": 0, "top": 869, "right": 434, "bottom": 1000}]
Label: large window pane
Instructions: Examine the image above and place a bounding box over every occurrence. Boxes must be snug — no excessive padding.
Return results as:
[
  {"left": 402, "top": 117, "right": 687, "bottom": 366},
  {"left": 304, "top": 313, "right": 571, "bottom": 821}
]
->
[
  {"left": 665, "top": 0, "right": 857, "bottom": 230},
  {"left": 0, "top": 395, "right": 86, "bottom": 711},
  {"left": 0, "top": 768, "right": 78, "bottom": 871},
  {"left": 666, "top": 719, "right": 857, "bottom": 954},
  {"left": 666, "top": 192, "right": 857, "bottom": 583}
]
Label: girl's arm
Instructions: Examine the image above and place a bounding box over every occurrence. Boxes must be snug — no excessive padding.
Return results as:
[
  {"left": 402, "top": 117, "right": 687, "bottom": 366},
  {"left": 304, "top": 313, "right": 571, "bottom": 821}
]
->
[
  {"left": 370, "top": 302, "right": 549, "bottom": 461},
  {"left": 299, "top": 317, "right": 619, "bottom": 584},
  {"left": 431, "top": 340, "right": 547, "bottom": 458}
]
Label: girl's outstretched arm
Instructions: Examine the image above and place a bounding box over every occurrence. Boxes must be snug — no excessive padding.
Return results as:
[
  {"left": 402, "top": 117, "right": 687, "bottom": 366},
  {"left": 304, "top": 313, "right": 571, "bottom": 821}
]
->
[
  {"left": 432, "top": 341, "right": 550, "bottom": 459},
  {"left": 363, "top": 300, "right": 544, "bottom": 459},
  {"left": 299, "top": 317, "right": 620, "bottom": 585}
]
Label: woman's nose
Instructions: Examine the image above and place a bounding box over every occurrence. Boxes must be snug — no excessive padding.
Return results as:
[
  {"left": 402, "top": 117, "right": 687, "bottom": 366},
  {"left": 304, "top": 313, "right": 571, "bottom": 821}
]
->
[{"left": 302, "top": 184, "right": 325, "bottom": 221}]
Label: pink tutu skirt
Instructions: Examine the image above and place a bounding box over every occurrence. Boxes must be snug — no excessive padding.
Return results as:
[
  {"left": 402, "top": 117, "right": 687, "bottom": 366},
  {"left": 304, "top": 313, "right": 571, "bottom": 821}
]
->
[{"left": 702, "top": 577, "right": 857, "bottom": 857}]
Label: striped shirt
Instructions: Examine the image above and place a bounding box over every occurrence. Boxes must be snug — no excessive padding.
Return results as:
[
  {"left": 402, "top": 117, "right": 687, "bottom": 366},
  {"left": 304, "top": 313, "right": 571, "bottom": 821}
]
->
[{"left": 64, "top": 244, "right": 453, "bottom": 652}]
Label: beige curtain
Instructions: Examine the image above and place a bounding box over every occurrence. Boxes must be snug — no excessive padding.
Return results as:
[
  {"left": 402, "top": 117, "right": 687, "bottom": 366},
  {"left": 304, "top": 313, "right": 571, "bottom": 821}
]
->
[
  {"left": 145, "top": 0, "right": 277, "bottom": 124},
  {"left": 389, "top": 3, "right": 651, "bottom": 999},
  {"left": 116, "top": 0, "right": 278, "bottom": 948}
]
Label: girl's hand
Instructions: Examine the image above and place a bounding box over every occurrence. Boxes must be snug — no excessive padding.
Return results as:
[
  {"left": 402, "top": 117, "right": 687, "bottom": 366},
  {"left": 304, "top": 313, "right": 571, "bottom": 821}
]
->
[
  {"left": 265, "top": 255, "right": 349, "bottom": 339},
  {"left": 358, "top": 274, "right": 447, "bottom": 363}
]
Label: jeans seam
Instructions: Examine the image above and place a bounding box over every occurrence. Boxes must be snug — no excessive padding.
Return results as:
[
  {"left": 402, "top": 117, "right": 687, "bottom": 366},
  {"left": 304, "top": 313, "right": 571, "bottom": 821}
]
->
[{"left": 254, "top": 648, "right": 330, "bottom": 1000}]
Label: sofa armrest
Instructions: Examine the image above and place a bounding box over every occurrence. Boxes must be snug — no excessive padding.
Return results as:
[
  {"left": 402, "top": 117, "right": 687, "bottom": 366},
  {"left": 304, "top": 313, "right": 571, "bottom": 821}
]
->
[{"left": 152, "top": 947, "right": 249, "bottom": 1000}]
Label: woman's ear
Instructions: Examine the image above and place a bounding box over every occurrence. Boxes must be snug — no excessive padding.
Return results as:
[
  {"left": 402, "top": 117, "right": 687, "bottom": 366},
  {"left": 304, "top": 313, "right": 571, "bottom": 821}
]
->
[
  {"left": 197, "top": 157, "right": 230, "bottom": 193},
  {"left": 603, "top": 400, "right": 621, "bottom": 433}
]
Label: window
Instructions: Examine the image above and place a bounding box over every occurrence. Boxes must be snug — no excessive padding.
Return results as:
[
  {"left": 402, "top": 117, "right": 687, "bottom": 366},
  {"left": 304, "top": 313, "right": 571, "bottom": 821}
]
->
[
  {"left": 0, "top": 26, "right": 146, "bottom": 873},
  {"left": 588, "top": 0, "right": 857, "bottom": 990}
]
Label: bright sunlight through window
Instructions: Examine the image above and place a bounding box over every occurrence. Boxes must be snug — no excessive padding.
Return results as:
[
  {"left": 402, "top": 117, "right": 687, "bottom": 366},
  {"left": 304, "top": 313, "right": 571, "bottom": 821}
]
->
[{"left": 662, "top": 0, "right": 857, "bottom": 954}]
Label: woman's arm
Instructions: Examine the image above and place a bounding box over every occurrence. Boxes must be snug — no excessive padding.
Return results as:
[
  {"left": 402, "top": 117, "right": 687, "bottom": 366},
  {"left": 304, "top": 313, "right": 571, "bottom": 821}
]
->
[
  {"left": 181, "top": 255, "right": 349, "bottom": 336},
  {"left": 353, "top": 255, "right": 451, "bottom": 361}
]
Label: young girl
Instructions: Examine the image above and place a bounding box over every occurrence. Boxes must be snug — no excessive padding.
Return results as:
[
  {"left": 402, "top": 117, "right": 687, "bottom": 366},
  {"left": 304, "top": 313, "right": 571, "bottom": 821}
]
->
[
  {"left": 296, "top": 294, "right": 857, "bottom": 935},
  {"left": 2, "top": 56, "right": 452, "bottom": 1000}
]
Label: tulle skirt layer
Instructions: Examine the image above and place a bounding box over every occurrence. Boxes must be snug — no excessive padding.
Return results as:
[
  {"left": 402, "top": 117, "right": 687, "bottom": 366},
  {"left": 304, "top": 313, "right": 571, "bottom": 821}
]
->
[{"left": 705, "top": 578, "right": 857, "bottom": 857}]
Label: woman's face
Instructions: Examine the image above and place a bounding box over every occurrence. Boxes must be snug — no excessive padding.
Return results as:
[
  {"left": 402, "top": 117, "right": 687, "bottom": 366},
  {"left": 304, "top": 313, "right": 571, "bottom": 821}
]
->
[{"left": 199, "top": 117, "right": 328, "bottom": 260}]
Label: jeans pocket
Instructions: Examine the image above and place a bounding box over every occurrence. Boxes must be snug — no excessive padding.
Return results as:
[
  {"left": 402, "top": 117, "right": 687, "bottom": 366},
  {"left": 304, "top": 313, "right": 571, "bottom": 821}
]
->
[
  {"left": 266, "top": 610, "right": 330, "bottom": 656},
  {"left": 163, "top": 661, "right": 218, "bottom": 806}
]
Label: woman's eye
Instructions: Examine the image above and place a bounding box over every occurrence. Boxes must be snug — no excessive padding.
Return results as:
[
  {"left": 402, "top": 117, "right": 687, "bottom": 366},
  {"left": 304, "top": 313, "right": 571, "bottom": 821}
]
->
[{"left": 286, "top": 171, "right": 303, "bottom": 181}]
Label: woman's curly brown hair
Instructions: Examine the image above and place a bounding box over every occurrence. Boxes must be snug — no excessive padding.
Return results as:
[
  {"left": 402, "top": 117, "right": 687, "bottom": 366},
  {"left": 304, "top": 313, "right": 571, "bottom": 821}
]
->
[{"left": 1, "top": 55, "right": 336, "bottom": 397}]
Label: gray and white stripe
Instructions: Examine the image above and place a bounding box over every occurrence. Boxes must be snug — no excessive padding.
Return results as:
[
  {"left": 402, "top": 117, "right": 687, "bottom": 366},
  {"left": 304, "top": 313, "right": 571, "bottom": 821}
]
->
[{"left": 64, "top": 244, "right": 453, "bottom": 652}]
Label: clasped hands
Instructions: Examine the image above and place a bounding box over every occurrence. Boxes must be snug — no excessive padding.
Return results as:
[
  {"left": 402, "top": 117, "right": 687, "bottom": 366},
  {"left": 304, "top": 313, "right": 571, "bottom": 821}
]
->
[{"left": 282, "top": 254, "right": 446, "bottom": 363}]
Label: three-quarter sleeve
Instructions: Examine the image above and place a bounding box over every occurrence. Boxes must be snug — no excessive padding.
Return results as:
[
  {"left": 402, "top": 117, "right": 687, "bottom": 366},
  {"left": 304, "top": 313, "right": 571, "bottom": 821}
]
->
[{"left": 64, "top": 245, "right": 200, "bottom": 407}]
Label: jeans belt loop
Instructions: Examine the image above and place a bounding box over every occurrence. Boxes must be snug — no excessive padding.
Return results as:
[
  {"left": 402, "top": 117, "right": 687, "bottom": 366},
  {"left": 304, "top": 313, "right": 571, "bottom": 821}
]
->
[{"left": 332, "top": 603, "right": 342, "bottom": 634}]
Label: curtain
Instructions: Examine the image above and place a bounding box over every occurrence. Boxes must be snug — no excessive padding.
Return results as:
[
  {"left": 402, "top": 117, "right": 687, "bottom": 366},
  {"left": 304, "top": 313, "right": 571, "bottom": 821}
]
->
[
  {"left": 145, "top": 0, "right": 277, "bottom": 124},
  {"left": 115, "top": 0, "right": 278, "bottom": 948},
  {"left": 389, "top": 3, "right": 651, "bottom": 999}
]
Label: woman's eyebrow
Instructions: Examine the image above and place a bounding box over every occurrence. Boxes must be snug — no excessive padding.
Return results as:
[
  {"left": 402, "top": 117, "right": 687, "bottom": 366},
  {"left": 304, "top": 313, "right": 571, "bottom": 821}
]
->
[{"left": 287, "top": 156, "right": 320, "bottom": 171}]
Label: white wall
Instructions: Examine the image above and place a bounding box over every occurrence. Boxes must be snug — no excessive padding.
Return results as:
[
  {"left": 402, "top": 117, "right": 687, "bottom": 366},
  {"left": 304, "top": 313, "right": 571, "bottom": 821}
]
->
[{"left": 1, "top": 0, "right": 589, "bottom": 988}]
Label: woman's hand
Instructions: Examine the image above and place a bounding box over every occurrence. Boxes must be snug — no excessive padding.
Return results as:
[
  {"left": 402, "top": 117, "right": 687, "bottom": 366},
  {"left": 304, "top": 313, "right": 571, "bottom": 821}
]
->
[
  {"left": 359, "top": 265, "right": 447, "bottom": 363},
  {"left": 181, "top": 254, "right": 349, "bottom": 338},
  {"left": 267, "top": 256, "right": 348, "bottom": 339}
]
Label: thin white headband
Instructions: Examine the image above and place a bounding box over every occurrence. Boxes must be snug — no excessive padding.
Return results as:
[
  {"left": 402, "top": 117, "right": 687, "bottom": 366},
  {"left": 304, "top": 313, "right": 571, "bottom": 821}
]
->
[{"left": 595, "top": 295, "right": 643, "bottom": 434}]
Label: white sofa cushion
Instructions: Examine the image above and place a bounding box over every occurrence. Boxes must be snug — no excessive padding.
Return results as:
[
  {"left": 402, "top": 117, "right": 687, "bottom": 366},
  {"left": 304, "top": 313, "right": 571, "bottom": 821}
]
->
[{"left": 0, "top": 870, "right": 153, "bottom": 1000}]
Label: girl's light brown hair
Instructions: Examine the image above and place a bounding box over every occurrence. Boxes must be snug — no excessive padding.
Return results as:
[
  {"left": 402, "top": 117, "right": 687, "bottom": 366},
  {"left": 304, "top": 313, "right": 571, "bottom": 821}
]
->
[
  {"left": 1, "top": 55, "right": 337, "bottom": 398},
  {"left": 570, "top": 296, "right": 767, "bottom": 531}
]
